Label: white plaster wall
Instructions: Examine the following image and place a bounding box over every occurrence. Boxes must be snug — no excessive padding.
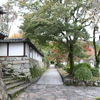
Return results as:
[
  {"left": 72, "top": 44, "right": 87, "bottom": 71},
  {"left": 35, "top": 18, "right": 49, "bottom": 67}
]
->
[
  {"left": 9, "top": 43, "right": 23, "bottom": 56},
  {"left": 33, "top": 50, "right": 35, "bottom": 59},
  {"left": 33, "top": 50, "right": 36, "bottom": 59},
  {"left": 33, "top": 51, "right": 42, "bottom": 61},
  {"left": 25, "top": 43, "right": 30, "bottom": 57},
  {"left": 37, "top": 55, "right": 42, "bottom": 61},
  {"left": 39, "top": 55, "right": 42, "bottom": 62},
  {"left": 30, "top": 48, "right": 33, "bottom": 58},
  {"left": 0, "top": 43, "right": 7, "bottom": 56}
]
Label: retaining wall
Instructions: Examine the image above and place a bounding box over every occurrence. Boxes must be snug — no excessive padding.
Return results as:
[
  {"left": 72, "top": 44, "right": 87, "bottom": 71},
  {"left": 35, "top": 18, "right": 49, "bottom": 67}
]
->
[{"left": 0, "top": 57, "right": 44, "bottom": 81}]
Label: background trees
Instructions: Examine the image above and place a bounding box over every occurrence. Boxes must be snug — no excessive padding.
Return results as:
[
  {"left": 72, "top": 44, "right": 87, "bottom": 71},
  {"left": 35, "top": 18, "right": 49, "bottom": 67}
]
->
[
  {"left": 0, "top": 0, "right": 18, "bottom": 36},
  {"left": 88, "top": 0, "right": 100, "bottom": 68}
]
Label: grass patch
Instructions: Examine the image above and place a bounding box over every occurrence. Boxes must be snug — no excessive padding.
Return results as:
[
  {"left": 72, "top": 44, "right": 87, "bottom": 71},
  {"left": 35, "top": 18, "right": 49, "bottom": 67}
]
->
[
  {"left": 57, "top": 68, "right": 69, "bottom": 76},
  {"left": 95, "top": 97, "right": 100, "bottom": 100},
  {"left": 91, "top": 77, "right": 100, "bottom": 81}
]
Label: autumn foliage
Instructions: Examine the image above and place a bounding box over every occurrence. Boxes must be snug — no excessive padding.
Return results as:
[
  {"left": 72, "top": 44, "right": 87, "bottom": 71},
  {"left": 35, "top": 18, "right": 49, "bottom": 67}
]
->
[
  {"left": 9, "top": 32, "right": 22, "bottom": 38},
  {"left": 48, "top": 48, "right": 67, "bottom": 63},
  {"left": 83, "top": 42, "right": 94, "bottom": 56}
]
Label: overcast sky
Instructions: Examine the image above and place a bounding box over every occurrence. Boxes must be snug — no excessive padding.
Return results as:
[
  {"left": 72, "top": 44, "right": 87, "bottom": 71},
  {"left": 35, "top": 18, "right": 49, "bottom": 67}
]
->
[
  {"left": 0, "top": 0, "right": 8, "bottom": 5},
  {"left": 0, "top": 0, "right": 21, "bottom": 36}
]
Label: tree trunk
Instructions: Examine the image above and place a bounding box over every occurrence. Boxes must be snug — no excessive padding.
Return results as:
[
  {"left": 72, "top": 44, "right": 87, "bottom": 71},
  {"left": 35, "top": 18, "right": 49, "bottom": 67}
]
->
[
  {"left": 56, "top": 57, "right": 61, "bottom": 68},
  {"left": 69, "top": 44, "right": 74, "bottom": 75},
  {"left": 96, "top": 49, "right": 100, "bottom": 68},
  {"left": 93, "top": 27, "right": 99, "bottom": 68}
]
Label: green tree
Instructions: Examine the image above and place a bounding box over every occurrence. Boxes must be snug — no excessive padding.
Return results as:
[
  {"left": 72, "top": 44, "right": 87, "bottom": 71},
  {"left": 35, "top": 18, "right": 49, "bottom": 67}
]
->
[
  {"left": 1, "top": 0, "right": 18, "bottom": 36},
  {"left": 18, "top": 0, "right": 92, "bottom": 75},
  {"left": 88, "top": 0, "right": 100, "bottom": 68}
]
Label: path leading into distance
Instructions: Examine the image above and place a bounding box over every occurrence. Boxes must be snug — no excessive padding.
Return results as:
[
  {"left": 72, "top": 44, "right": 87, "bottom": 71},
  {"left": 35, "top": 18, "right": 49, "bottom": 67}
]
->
[{"left": 13, "top": 65, "right": 100, "bottom": 100}]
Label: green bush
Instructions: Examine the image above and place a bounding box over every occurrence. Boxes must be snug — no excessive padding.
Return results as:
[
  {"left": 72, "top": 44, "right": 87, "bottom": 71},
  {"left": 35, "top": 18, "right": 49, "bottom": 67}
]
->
[
  {"left": 30, "top": 65, "right": 46, "bottom": 78},
  {"left": 73, "top": 63, "right": 91, "bottom": 74},
  {"left": 91, "top": 68, "right": 99, "bottom": 77},
  {"left": 63, "top": 66, "right": 70, "bottom": 73},
  {"left": 74, "top": 67, "right": 93, "bottom": 81},
  {"left": 30, "top": 66, "right": 40, "bottom": 78}
]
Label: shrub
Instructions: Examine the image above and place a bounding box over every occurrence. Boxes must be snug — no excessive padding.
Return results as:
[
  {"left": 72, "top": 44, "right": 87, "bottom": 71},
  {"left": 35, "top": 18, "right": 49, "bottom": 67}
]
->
[
  {"left": 30, "top": 65, "right": 46, "bottom": 78},
  {"left": 91, "top": 68, "right": 99, "bottom": 77},
  {"left": 74, "top": 67, "right": 93, "bottom": 81},
  {"left": 63, "top": 66, "right": 70, "bottom": 73},
  {"left": 73, "top": 63, "right": 91, "bottom": 74},
  {"left": 30, "top": 66, "right": 40, "bottom": 78}
]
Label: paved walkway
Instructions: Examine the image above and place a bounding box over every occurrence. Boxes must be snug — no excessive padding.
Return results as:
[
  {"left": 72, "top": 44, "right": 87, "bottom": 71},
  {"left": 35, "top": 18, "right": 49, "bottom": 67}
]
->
[
  {"left": 14, "top": 65, "right": 100, "bottom": 100},
  {"left": 37, "top": 64, "right": 63, "bottom": 85}
]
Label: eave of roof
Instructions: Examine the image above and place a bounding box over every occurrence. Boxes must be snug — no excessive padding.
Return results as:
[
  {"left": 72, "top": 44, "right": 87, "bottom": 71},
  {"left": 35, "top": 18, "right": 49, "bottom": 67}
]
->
[
  {"left": 0, "top": 6, "right": 6, "bottom": 14},
  {"left": 0, "top": 32, "right": 8, "bottom": 39}
]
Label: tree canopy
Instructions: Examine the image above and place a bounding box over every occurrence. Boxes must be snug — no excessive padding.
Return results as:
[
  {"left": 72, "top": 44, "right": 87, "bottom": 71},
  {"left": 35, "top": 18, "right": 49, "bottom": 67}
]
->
[{"left": 15, "top": 0, "right": 95, "bottom": 75}]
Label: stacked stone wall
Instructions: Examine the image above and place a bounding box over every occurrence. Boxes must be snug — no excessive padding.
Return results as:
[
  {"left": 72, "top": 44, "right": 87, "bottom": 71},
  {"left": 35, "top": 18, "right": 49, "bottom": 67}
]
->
[{"left": 0, "top": 57, "right": 44, "bottom": 80}]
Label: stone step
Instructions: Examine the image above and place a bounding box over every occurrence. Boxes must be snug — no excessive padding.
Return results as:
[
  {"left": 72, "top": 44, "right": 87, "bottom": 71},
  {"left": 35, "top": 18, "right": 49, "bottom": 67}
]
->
[
  {"left": 2, "top": 77, "right": 15, "bottom": 81},
  {"left": 4, "top": 79, "right": 21, "bottom": 85},
  {"left": 7, "top": 81, "right": 26, "bottom": 90},
  {"left": 7, "top": 83, "right": 31, "bottom": 98}
]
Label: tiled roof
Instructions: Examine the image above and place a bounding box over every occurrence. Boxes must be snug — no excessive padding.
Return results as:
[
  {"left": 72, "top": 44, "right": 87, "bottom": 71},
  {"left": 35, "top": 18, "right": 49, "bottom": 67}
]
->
[
  {"left": 0, "top": 32, "right": 8, "bottom": 36},
  {"left": 0, "top": 38, "right": 24, "bottom": 42},
  {"left": 0, "top": 38, "right": 44, "bottom": 57}
]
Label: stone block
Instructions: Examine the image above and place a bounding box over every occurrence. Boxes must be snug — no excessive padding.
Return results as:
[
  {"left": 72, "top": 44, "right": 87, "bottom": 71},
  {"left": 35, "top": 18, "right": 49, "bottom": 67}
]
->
[
  {"left": 78, "top": 81, "right": 86, "bottom": 86},
  {"left": 12, "top": 64, "right": 21, "bottom": 70},
  {"left": 23, "top": 69, "right": 30, "bottom": 73},
  {"left": 64, "top": 79, "right": 71, "bottom": 86},
  {"left": 24, "top": 64, "right": 30, "bottom": 69},
  {"left": 6, "top": 57, "right": 15, "bottom": 61},
  {"left": 2, "top": 61, "right": 8, "bottom": 66},
  {"left": 13, "top": 60, "right": 29, "bottom": 64},
  {"left": 15, "top": 57, "right": 23, "bottom": 61},
  {"left": 5, "top": 64, "right": 12, "bottom": 69},
  {"left": 13, "top": 72, "right": 19, "bottom": 76},
  {"left": 8, "top": 61, "right": 13, "bottom": 64},
  {"left": 14, "top": 69, "right": 23, "bottom": 73},
  {"left": 0, "top": 67, "right": 3, "bottom": 77},
  {"left": 93, "top": 81, "right": 98, "bottom": 86},
  {"left": 0, "top": 58, "right": 5, "bottom": 61}
]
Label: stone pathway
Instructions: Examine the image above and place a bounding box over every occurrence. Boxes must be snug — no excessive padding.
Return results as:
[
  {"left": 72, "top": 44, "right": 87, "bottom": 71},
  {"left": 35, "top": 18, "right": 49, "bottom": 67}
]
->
[
  {"left": 37, "top": 64, "right": 63, "bottom": 85},
  {"left": 13, "top": 65, "right": 100, "bottom": 100}
]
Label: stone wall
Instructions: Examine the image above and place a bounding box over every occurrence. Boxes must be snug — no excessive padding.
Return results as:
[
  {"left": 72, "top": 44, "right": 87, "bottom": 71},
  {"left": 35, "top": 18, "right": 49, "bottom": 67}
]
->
[{"left": 0, "top": 57, "right": 44, "bottom": 81}]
